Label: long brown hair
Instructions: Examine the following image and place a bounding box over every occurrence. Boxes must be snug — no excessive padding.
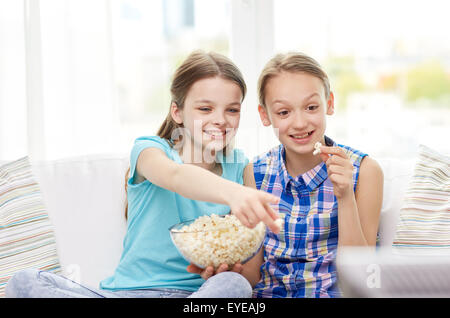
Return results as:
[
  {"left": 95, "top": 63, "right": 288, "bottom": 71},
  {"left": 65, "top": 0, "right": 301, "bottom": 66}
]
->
[{"left": 124, "top": 50, "right": 246, "bottom": 220}]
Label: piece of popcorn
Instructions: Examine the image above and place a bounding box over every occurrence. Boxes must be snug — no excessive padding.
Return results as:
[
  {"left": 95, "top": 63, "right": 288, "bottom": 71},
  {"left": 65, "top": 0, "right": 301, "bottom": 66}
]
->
[
  {"left": 313, "top": 141, "right": 322, "bottom": 155},
  {"left": 274, "top": 217, "right": 284, "bottom": 230}
]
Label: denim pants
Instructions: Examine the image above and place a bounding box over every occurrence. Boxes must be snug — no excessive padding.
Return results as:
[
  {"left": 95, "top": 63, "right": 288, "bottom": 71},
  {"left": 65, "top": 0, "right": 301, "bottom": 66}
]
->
[{"left": 5, "top": 268, "right": 252, "bottom": 298}]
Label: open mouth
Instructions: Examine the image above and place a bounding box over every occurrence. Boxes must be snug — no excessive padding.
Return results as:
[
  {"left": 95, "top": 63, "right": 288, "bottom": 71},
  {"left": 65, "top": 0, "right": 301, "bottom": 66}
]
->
[
  {"left": 203, "top": 130, "right": 227, "bottom": 140},
  {"left": 289, "top": 131, "right": 314, "bottom": 140}
]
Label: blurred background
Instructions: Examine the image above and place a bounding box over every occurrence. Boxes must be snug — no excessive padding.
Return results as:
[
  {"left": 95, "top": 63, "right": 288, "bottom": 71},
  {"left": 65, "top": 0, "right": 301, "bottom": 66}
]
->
[{"left": 0, "top": 0, "right": 449, "bottom": 161}]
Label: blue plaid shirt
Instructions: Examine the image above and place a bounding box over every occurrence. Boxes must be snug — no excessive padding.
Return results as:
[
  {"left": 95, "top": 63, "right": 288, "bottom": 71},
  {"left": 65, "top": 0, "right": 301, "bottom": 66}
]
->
[{"left": 252, "top": 136, "right": 367, "bottom": 298}]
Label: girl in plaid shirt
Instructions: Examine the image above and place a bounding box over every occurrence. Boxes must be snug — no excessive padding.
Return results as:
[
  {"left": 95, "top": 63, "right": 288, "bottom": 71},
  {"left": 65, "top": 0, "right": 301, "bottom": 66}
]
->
[{"left": 238, "top": 52, "right": 384, "bottom": 297}]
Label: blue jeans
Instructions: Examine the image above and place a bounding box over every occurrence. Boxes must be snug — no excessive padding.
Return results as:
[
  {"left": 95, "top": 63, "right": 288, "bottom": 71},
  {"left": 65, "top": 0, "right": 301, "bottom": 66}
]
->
[{"left": 5, "top": 269, "right": 252, "bottom": 298}]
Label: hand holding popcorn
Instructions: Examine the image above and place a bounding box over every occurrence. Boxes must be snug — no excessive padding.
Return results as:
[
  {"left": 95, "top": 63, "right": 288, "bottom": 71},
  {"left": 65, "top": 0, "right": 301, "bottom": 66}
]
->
[
  {"left": 318, "top": 146, "right": 354, "bottom": 199},
  {"left": 187, "top": 262, "right": 243, "bottom": 280}
]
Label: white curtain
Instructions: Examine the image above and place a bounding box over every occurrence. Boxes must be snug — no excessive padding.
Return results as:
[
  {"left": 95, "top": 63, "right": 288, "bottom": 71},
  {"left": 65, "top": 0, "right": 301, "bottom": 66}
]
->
[
  {"left": 1, "top": 0, "right": 448, "bottom": 162},
  {"left": 0, "top": 0, "right": 277, "bottom": 162},
  {"left": 0, "top": 0, "right": 120, "bottom": 161},
  {"left": 0, "top": 1, "right": 27, "bottom": 161}
]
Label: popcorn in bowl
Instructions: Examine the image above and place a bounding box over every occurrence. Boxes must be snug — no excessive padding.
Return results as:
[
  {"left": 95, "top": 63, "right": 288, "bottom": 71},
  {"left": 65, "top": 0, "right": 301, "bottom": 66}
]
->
[{"left": 169, "top": 214, "right": 266, "bottom": 269}]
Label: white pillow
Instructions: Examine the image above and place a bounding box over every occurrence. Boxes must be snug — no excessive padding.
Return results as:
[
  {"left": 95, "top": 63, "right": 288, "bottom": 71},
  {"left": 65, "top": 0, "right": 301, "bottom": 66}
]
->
[
  {"left": 31, "top": 154, "right": 129, "bottom": 288},
  {"left": 392, "top": 145, "right": 450, "bottom": 255},
  {"left": 377, "top": 158, "right": 416, "bottom": 248}
]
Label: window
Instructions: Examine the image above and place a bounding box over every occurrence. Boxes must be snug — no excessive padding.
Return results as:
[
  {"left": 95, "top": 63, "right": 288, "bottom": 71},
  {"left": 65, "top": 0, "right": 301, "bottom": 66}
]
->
[
  {"left": 1, "top": 0, "right": 448, "bottom": 161},
  {"left": 273, "top": 0, "right": 450, "bottom": 158},
  {"left": 111, "top": 0, "right": 232, "bottom": 153},
  {"left": 0, "top": 0, "right": 232, "bottom": 160},
  {"left": 0, "top": 1, "right": 27, "bottom": 160}
]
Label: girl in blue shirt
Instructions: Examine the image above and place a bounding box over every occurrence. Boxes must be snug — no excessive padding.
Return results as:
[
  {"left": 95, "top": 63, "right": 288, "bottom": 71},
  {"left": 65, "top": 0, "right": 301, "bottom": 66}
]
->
[{"left": 5, "top": 50, "right": 280, "bottom": 298}]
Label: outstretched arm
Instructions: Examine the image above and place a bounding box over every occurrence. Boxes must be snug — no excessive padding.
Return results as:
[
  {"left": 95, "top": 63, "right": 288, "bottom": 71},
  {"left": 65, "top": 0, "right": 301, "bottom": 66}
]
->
[{"left": 136, "top": 147, "right": 281, "bottom": 233}]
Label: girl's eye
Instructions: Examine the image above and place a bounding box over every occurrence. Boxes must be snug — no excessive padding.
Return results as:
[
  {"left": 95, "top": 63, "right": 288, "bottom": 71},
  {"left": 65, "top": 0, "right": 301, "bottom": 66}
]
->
[
  {"left": 307, "top": 105, "right": 319, "bottom": 111},
  {"left": 278, "top": 110, "right": 289, "bottom": 116},
  {"left": 228, "top": 108, "right": 240, "bottom": 113},
  {"left": 198, "top": 107, "right": 211, "bottom": 112}
]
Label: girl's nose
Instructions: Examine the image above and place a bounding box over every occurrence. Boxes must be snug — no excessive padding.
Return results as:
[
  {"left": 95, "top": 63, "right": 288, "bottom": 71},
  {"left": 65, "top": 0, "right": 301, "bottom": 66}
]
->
[
  {"left": 212, "top": 111, "right": 226, "bottom": 126},
  {"left": 293, "top": 111, "right": 308, "bottom": 129}
]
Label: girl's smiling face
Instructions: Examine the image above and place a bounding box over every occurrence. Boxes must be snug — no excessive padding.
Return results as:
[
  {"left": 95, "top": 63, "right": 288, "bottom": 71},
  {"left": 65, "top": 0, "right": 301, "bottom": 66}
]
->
[
  {"left": 171, "top": 76, "right": 242, "bottom": 159},
  {"left": 259, "top": 71, "right": 334, "bottom": 156}
]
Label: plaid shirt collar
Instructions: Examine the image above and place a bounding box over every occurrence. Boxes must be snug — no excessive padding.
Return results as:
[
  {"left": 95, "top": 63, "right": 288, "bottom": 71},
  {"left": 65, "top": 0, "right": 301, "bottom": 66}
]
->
[{"left": 276, "top": 136, "right": 336, "bottom": 192}]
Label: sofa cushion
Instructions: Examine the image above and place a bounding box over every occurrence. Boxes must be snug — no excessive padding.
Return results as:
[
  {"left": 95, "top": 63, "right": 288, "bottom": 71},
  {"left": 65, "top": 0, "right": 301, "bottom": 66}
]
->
[
  {"left": 392, "top": 145, "right": 450, "bottom": 254},
  {"left": 377, "top": 157, "right": 416, "bottom": 248},
  {"left": 31, "top": 154, "right": 129, "bottom": 288},
  {"left": 0, "top": 157, "right": 61, "bottom": 297}
]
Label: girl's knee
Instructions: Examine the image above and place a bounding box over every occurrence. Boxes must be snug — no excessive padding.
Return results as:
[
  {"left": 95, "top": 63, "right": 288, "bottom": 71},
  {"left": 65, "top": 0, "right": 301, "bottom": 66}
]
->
[
  {"left": 213, "top": 271, "right": 253, "bottom": 297},
  {"left": 5, "top": 268, "right": 40, "bottom": 298}
]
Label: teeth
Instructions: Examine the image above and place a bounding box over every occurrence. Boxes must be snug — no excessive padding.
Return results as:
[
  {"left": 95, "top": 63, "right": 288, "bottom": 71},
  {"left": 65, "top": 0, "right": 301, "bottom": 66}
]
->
[
  {"left": 293, "top": 133, "right": 309, "bottom": 139},
  {"left": 205, "top": 131, "right": 225, "bottom": 136}
]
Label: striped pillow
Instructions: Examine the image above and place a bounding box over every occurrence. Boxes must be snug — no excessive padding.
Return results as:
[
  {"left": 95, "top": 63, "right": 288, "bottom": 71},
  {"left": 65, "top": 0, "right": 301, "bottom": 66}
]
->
[
  {"left": 392, "top": 145, "right": 450, "bottom": 254},
  {"left": 0, "top": 157, "right": 61, "bottom": 297}
]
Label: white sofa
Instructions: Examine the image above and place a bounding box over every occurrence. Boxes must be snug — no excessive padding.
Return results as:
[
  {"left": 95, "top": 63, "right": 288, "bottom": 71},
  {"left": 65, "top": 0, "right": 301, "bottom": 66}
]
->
[{"left": 5, "top": 154, "right": 416, "bottom": 290}]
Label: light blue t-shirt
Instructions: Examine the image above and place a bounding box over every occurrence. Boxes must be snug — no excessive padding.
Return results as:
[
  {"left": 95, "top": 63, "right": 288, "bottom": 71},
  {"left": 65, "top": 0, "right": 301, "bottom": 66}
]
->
[{"left": 100, "top": 136, "right": 249, "bottom": 292}]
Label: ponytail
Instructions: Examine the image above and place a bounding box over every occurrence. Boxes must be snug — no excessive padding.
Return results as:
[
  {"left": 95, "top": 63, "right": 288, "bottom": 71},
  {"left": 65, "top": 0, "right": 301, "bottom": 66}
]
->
[{"left": 156, "top": 112, "right": 181, "bottom": 143}]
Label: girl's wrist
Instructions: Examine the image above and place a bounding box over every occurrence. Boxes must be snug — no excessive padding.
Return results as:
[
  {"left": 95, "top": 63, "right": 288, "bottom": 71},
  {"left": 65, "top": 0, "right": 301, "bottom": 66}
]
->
[
  {"left": 336, "top": 190, "right": 355, "bottom": 204},
  {"left": 222, "top": 180, "right": 242, "bottom": 206}
]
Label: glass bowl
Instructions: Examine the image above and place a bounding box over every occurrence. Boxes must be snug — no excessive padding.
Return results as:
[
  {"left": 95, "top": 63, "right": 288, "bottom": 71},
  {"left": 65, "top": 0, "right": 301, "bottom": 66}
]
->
[{"left": 169, "top": 214, "right": 266, "bottom": 269}]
